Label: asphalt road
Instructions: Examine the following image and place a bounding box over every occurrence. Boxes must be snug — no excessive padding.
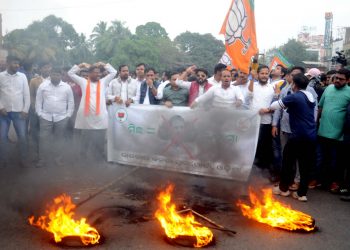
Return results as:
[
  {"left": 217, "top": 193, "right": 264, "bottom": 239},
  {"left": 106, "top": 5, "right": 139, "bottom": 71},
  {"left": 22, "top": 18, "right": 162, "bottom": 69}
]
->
[{"left": 0, "top": 162, "right": 349, "bottom": 250}]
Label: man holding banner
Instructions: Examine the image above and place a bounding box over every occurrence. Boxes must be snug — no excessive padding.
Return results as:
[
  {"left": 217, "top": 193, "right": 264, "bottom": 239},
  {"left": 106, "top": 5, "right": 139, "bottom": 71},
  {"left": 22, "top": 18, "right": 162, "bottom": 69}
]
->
[
  {"left": 248, "top": 65, "right": 277, "bottom": 171},
  {"left": 175, "top": 66, "right": 212, "bottom": 106},
  {"left": 191, "top": 68, "right": 244, "bottom": 109}
]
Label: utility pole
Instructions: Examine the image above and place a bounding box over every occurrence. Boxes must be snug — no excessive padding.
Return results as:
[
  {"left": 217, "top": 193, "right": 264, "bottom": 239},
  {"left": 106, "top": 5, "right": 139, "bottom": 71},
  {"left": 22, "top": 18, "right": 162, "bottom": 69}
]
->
[
  {"left": 324, "top": 12, "right": 333, "bottom": 69},
  {"left": 0, "top": 13, "right": 3, "bottom": 48}
]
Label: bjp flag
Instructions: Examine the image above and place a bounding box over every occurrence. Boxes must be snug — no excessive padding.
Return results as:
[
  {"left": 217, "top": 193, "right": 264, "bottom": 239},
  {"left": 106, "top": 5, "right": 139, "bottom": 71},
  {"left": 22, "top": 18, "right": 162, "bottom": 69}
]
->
[
  {"left": 269, "top": 51, "right": 292, "bottom": 70},
  {"left": 220, "top": 0, "right": 258, "bottom": 74},
  {"left": 219, "top": 52, "right": 234, "bottom": 70}
]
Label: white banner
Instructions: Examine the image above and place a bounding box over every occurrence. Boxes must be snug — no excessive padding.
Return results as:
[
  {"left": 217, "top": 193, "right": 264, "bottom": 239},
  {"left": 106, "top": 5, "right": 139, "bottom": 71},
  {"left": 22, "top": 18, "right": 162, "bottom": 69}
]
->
[{"left": 107, "top": 105, "right": 260, "bottom": 181}]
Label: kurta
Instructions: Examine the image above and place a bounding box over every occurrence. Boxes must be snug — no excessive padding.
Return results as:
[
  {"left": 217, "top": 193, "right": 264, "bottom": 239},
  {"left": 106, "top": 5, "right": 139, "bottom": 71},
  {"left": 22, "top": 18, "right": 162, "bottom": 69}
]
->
[{"left": 68, "top": 64, "right": 117, "bottom": 129}]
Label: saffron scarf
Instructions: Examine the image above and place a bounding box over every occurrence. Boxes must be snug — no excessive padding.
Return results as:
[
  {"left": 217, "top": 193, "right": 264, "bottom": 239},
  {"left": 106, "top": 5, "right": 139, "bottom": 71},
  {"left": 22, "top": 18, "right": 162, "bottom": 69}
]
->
[{"left": 84, "top": 79, "right": 101, "bottom": 116}]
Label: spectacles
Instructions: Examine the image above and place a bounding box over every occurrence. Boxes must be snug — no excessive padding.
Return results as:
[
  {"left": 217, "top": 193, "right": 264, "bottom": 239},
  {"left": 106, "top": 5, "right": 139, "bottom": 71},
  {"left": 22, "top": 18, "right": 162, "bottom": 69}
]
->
[{"left": 335, "top": 77, "right": 347, "bottom": 81}]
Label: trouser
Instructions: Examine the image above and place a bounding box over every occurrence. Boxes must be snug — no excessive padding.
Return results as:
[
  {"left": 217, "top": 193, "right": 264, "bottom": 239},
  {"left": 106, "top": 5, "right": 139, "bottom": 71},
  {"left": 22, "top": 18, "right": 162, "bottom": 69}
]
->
[
  {"left": 0, "top": 112, "right": 28, "bottom": 164},
  {"left": 319, "top": 136, "right": 342, "bottom": 187},
  {"left": 29, "top": 107, "right": 40, "bottom": 161},
  {"left": 79, "top": 129, "right": 106, "bottom": 164},
  {"left": 281, "top": 131, "right": 300, "bottom": 183},
  {"left": 39, "top": 117, "right": 69, "bottom": 165},
  {"left": 338, "top": 141, "right": 350, "bottom": 189},
  {"left": 271, "top": 126, "right": 282, "bottom": 176},
  {"left": 255, "top": 124, "right": 273, "bottom": 169},
  {"left": 310, "top": 142, "right": 322, "bottom": 182},
  {"left": 279, "top": 137, "right": 316, "bottom": 196}
]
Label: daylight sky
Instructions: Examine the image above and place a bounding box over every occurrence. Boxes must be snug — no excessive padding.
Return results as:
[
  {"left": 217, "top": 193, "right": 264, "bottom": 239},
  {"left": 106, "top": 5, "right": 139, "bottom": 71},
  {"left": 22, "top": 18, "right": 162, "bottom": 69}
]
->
[{"left": 0, "top": 0, "right": 349, "bottom": 52}]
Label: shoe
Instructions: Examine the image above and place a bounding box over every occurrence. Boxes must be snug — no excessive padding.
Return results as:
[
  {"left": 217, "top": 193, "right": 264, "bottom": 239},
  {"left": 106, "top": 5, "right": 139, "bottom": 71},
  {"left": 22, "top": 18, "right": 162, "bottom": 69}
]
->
[
  {"left": 340, "top": 195, "right": 350, "bottom": 202},
  {"left": 308, "top": 180, "right": 318, "bottom": 189},
  {"left": 269, "top": 175, "right": 280, "bottom": 184},
  {"left": 330, "top": 182, "right": 340, "bottom": 194},
  {"left": 289, "top": 182, "right": 300, "bottom": 191},
  {"left": 272, "top": 185, "right": 291, "bottom": 197},
  {"left": 339, "top": 188, "right": 349, "bottom": 195},
  {"left": 292, "top": 192, "right": 307, "bottom": 202}
]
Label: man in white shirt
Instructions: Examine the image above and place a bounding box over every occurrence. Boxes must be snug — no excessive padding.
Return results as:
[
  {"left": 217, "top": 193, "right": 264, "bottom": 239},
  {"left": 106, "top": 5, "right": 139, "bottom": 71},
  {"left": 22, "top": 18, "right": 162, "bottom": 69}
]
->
[
  {"left": 35, "top": 68, "right": 74, "bottom": 167},
  {"left": 135, "top": 63, "right": 146, "bottom": 85},
  {"left": 0, "top": 56, "right": 30, "bottom": 167},
  {"left": 134, "top": 68, "right": 160, "bottom": 105},
  {"left": 233, "top": 71, "right": 250, "bottom": 108},
  {"left": 68, "top": 62, "right": 117, "bottom": 163},
  {"left": 191, "top": 69, "right": 244, "bottom": 109},
  {"left": 248, "top": 65, "right": 277, "bottom": 171},
  {"left": 29, "top": 62, "right": 52, "bottom": 162},
  {"left": 207, "top": 63, "right": 226, "bottom": 86},
  {"left": 107, "top": 65, "right": 139, "bottom": 106},
  {"left": 268, "top": 64, "right": 287, "bottom": 182},
  {"left": 155, "top": 71, "right": 170, "bottom": 101}
]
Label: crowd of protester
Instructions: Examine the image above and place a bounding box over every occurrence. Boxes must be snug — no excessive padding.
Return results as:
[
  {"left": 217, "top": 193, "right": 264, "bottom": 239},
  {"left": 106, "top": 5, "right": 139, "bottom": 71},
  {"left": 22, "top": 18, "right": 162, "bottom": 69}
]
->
[{"left": 0, "top": 55, "right": 350, "bottom": 202}]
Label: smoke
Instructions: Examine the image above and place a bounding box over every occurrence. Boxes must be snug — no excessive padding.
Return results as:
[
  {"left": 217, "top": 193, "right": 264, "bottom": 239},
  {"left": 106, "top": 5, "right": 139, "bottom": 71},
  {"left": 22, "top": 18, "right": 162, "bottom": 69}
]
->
[{"left": 1, "top": 127, "right": 272, "bottom": 246}]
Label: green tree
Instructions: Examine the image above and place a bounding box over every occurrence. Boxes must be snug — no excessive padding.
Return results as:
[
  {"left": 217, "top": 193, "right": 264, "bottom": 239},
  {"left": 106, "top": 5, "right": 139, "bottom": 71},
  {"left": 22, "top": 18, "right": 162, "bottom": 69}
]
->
[
  {"left": 135, "top": 22, "right": 169, "bottom": 39},
  {"left": 90, "top": 20, "right": 132, "bottom": 61},
  {"left": 69, "top": 34, "right": 94, "bottom": 65},
  {"left": 90, "top": 21, "right": 108, "bottom": 43},
  {"left": 174, "top": 32, "right": 225, "bottom": 74},
  {"left": 279, "top": 39, "right": 318, "bottom": 66},
  {"left": 106, "top": 22, "right": 185, "bottom": 73},
  {"left": 3, "top": 15, "right": 86, "bottom": 66}
]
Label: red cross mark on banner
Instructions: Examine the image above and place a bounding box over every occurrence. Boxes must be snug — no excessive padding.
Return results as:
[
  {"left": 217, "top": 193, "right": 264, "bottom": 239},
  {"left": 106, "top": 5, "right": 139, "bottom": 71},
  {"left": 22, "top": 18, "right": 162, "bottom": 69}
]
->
[{"left": 160, "top": 115, "right": 198, "bottom": 160}]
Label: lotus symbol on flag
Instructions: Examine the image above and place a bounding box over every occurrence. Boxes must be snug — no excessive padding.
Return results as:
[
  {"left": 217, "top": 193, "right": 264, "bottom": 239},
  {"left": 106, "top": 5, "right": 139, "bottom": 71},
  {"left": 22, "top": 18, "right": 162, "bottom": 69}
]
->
[
  {"left": 220, "top": 52, "right": 233, "bottom": 67},
  {"left": 225, "top": 0, "right": 251, "bottom": 54}
]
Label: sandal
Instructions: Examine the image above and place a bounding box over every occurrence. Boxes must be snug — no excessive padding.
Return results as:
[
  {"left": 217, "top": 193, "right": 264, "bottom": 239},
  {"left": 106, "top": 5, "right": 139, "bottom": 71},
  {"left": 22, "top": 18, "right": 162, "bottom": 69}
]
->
[{"left": 289, "top": 182, "right": 299, "bottom": 191}]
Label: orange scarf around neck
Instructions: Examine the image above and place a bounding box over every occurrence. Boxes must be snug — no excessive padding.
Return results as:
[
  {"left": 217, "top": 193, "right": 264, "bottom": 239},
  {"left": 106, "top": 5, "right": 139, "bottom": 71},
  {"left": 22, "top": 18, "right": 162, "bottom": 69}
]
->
[{"left": 84, "top": 79, "right": 101, "bottom": 116}]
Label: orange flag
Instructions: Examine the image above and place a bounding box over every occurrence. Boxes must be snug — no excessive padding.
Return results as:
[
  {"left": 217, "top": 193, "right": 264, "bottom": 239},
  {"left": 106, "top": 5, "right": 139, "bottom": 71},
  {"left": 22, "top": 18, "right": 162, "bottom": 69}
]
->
[
  {"left": 219, "top": 52, "right": 233, "bottom": 70},
  {"left": 220, "top": 0, "right": 258, "bottom": 74},
  {"left": 269, "top": 51, "right": 292, "bottom": 70}
]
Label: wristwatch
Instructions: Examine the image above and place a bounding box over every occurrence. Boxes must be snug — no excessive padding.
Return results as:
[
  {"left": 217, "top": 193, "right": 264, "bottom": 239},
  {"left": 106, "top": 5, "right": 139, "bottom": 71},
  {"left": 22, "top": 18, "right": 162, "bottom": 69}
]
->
[{"left": 149, "top": 85, "right": 153, "bottom": 89}]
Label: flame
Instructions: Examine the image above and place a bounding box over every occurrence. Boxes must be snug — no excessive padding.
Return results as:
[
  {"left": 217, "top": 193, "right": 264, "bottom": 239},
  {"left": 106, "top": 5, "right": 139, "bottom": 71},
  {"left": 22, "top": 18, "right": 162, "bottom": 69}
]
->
[
  {"left": 155, "top": 185, "right": 213, "bottom": 248},
  {"left": 237, "top": 188, "right": 315, "bottom": 232},
  {"left": 28, "top": 194, "right": 100, "bottom": 245}
]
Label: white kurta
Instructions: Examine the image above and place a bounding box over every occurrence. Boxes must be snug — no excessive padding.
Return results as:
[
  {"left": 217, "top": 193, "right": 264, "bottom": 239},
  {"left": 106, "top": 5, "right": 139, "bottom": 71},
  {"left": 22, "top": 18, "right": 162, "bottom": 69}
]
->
[
  {"left": 68, "top": 64, "right": 117, "bottom": 129},
  {"left": 195, "top": 85, "right": 244, "bottom": 108},
  {"left": 248, "top": 81, "right": 275, "bottom": 124},
  {"left": 208, "top": 76, "right": 222, "bottom": 86}
]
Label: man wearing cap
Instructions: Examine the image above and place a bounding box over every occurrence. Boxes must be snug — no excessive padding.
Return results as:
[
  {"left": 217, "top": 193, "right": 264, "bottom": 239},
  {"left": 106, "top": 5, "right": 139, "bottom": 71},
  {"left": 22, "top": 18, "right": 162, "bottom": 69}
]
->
[{"left": 306, "top": 68, "right": 323, "bottom": 101}]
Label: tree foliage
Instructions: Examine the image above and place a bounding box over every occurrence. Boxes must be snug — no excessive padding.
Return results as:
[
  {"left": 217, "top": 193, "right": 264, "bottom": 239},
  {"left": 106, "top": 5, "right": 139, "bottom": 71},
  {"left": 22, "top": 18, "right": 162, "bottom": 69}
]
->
[
  {"left": 4, "top": 15, "right": 225, "bottom": 74},
  {"left": 279, "top": 39, "right": 318, "bottom": 66},
  {"left": 174, "top": 32, "right": 225, "bottom": 73},
  {"left": 4, "top": 15, "right": 93, "bottom": 66},
  {"left": 135, "top": 22, "right": 169, "bottom": 39}
]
